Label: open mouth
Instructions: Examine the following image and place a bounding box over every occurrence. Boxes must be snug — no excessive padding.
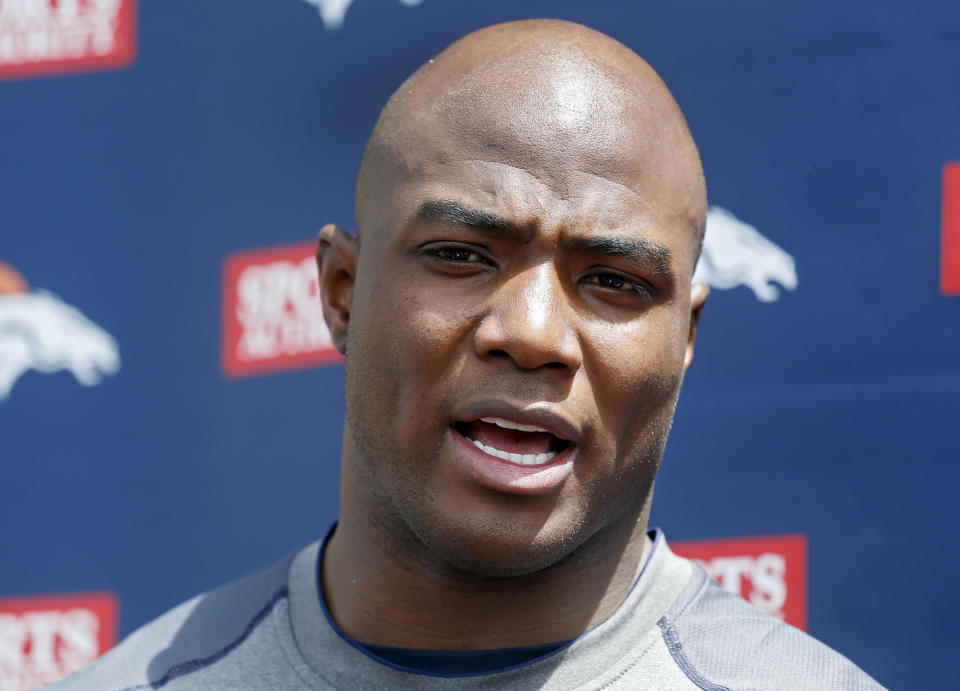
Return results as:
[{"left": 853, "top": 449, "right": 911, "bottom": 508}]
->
[{"left": 454, "top": 417, "right": 572, "bottom": 466}]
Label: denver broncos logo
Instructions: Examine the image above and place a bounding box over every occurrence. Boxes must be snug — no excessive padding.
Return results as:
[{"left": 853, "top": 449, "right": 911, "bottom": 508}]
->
[
  {"left": 0, "top": 262, "right": 120, "bottom": 401},
  {"left": 301, "top": 0, "right": 422, "bottom": 31},
  {"left": 694, "top": 206, "right": 798, "bottom": 302}
]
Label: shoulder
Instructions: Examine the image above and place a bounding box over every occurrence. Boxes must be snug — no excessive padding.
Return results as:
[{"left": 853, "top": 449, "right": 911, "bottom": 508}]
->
[
  {"left": 657, "top": 561, "right": 885, "bottom": 691},
  {"left": 43, "top": 548, "right": 303, "bottom": 691}
]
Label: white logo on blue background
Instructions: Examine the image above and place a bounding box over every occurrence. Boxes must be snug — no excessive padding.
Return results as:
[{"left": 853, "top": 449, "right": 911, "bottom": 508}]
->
[
  {"left": 0, "top": 286, "right": 120, "bottom": 401},
  {"left": 302, "top": 0, "right": 423, "bottom": 31},
  {"left": 694, "top": 206, "right": 798, "bottom": 302}
]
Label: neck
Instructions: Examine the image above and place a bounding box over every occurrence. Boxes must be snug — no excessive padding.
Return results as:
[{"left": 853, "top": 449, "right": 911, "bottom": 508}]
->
[{"left": 323, "top": 463, "right": 654, "bottom": 650}]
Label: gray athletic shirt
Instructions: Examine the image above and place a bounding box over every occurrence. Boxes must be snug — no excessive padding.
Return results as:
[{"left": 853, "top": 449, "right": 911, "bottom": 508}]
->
[{"left": 46, "top": 532, "right": 884, "bottom": 690}]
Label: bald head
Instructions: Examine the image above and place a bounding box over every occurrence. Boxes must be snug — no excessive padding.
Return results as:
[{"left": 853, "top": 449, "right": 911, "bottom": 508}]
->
[{"left": 355, "top": 19, "right": 706, "bottom": 256}]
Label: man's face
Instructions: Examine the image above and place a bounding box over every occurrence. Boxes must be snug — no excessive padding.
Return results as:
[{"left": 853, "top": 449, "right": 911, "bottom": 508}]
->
[{"left": 339, "top": 58, "right": 705, "bottom": 577}]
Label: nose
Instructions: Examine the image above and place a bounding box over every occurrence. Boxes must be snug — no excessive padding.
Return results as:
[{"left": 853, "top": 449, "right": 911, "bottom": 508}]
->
[{"left": 473, "top": 263, "right": 582, "bottom": 373}]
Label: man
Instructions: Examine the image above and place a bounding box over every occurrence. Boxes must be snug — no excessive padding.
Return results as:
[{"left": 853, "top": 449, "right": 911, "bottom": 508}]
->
[{"left": 51, "top": 19, "right": 882, "bottom": 690}]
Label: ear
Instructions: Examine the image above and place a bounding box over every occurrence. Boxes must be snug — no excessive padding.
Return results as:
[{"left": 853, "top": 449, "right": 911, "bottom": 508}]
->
[
  {"left": 683, "top": 281, "right": 709, "bottom": 372},
  {"left": 316, "top": 224, "right": 358, "bottom": 355}
]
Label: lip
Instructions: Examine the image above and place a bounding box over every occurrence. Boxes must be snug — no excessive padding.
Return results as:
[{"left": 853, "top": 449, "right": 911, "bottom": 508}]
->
[
  {"left": 452, "top": 398, "right": 582, "bottom": 444},
  {"left": 448, "top": 425, "right": 575, "bottom": 496},
  {"left": 447, "top": 398, "right": 580, "bottom": 496}
]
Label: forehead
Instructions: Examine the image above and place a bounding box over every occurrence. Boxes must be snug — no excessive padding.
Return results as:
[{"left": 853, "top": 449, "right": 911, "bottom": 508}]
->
[
  {"left": 426, "top": 59, "right": 665, "bottom": 192},
  {"left": 399, "top": 158, "right": 657, "bottom": 238},
  {"left": 379, "top": 133, "right": 702, "bottom": 275},
  {"left": 362, "top": 43, "right": 705, "bottom": 268}
]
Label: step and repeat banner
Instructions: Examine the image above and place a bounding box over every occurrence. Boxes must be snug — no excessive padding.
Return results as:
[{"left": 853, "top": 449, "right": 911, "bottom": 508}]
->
[{"left": 2, "top": 1, "right": 958, "bottom": 689}]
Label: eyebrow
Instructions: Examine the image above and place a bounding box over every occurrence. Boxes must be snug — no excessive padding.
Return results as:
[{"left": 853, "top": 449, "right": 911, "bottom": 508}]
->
[
  {"left": 573, "top": 236, "right": 672, "bottom": 275},
  {"left": 415, "top": 197, "right": 672, "bottom": 274},
  {"left": 416, "top": 198, "right": 514, "bottom": 232}
]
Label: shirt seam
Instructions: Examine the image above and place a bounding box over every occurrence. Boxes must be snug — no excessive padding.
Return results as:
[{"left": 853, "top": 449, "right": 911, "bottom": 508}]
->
[
  {"left": 671, "top": 564, "right": 710, "bottom": 620},
  {"left": 656, "top": 615, "right": 731, "bottom": 691},
  {"left": 120, "top": 586, "right": 290, "bottom": 690},
  {"left": 272, "top": 586, "right": 340, "bottom": 690}
]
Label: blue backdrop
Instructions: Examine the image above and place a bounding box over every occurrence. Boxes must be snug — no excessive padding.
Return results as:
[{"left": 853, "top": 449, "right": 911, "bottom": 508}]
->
[{"left": 3, "top": 1, "right": 959, "bottom": 688}]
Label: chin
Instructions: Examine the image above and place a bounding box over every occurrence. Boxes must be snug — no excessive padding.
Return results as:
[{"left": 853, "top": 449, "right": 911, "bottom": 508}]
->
[
  {"left": 429, "top": 539, "right": 573, "bottom": 579},
  {"left": 406, "top": 509, "right": 591, "bottom": 579}
]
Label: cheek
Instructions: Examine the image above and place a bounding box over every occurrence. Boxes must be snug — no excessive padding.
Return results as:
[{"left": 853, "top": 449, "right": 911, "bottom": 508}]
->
[
  {"left": 582, "top": 314, "right": 687, "bottom": 449},
  {"left": 347, "top": 273, "right": 477, "bottom": 427}
]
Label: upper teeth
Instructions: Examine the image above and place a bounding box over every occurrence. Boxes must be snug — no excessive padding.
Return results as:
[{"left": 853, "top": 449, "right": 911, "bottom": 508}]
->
[
  {"left": 467, "top": 438, "right": 557, "bottom": 466},
  {"left": 480, "top": 417, "right": 549, "bottom": 433}
]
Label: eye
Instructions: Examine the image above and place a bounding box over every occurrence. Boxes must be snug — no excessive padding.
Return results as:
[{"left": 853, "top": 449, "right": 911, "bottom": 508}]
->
[
  {"left": 583, "top": 271, "right": 655, "bottom": 300},
  {"left": 427, "top": 246, "right": 485, "bottom": 263},
  {"left": 419, "top": 243, "right": 494, "bottom": 275},
  {"left": 594, "top": 273, "right": 629, "bottom": 290}
]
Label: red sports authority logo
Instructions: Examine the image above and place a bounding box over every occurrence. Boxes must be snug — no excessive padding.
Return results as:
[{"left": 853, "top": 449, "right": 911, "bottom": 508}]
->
[
  {"left": 222, "top": 241, "right": 342, "bottom": 379},
  {"left": 943, "top": 163, "right": 960, "bottom": 296},
  {"left": 672, "top": 534, "right": 807, "bottom": 630},
  {"left": 0, "top": 0, "right": 137, "bottom": 82},
  {"left": 0, "top": 592, "right": 118, "bottom": 690}
]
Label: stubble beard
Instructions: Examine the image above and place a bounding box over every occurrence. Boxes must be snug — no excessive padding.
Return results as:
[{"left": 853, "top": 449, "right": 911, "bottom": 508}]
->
[
  {"left": 343, "top": 384, "right": 676, "bottom": 581},
  {"left": 341, "top": 321, "right": 683, "bottom": 580}
]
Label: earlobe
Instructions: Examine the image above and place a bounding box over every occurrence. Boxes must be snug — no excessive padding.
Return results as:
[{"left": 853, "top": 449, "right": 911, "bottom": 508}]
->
[
  {"left": 316, "top": 224, "right": 358, "bottom": 355},
  {"left": 683, "top": 282, "right": 709, "bottom": 372}
]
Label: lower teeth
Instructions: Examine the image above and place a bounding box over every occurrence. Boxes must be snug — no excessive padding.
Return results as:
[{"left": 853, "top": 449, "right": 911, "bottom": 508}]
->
[{"left": 466, "top": 437, "right": 557, "bottom": 466}]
